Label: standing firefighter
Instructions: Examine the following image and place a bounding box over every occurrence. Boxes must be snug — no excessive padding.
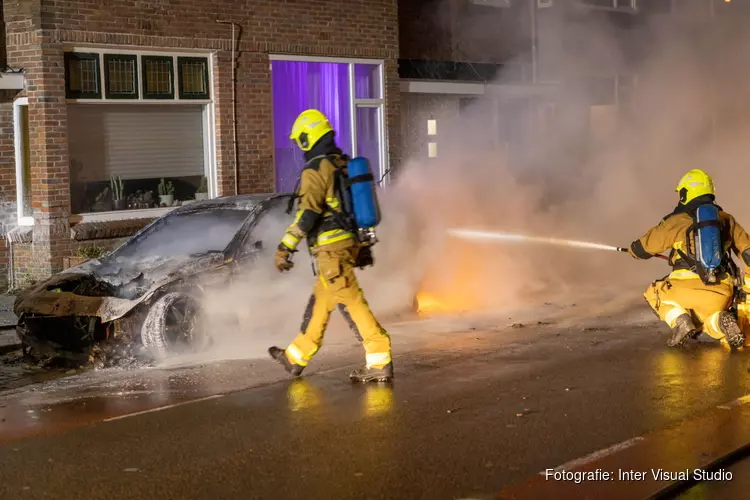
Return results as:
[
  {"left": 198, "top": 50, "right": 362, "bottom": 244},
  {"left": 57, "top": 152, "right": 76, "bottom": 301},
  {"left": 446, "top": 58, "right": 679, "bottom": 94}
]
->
[
  {"left": 628, "top": 169, "right": 750, "bottom": 348},
  {"left": 268, "top": 109, "right": 393, "bottom": 383}
]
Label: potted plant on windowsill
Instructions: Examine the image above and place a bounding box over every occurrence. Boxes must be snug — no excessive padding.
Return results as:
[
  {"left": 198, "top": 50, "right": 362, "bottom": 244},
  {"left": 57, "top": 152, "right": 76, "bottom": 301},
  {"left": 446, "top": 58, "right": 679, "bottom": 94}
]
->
[
  {"left": 158, "top": 178, "right": 175, "bottom": 207},
  {"left": 195, "top": 176, "right": 209, "bottom": 201},
  {"left": 110, "top": 175, "right": 127, "bottom": 211}
]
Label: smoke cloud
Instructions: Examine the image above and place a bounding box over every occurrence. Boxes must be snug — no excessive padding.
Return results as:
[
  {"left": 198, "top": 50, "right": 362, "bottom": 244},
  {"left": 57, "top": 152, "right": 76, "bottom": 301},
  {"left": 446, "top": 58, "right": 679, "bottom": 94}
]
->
[
  {"left": 380, "top": 2, "right": 750, "bottom": 314},
  {"left": 172, "top": 2, "right": 750, "bottom": 365}
]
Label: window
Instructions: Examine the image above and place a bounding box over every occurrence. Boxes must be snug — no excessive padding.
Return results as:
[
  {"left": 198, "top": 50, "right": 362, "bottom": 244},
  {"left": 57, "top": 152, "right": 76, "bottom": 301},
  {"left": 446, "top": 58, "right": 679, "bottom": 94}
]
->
[
  {"left": 65, "top": 53, "right": 101, "bottom": 99},
  {"left": 64, "top": 51, "right": 211, "bottom": 102},
  {"left": 142, "top": 56, "right": 175, "bottom": 99},
  {"left": 62, "top": 49, "right": 216, "bottom": 216},
  {"left": 13, "top": 98, "right": 32, "bottom": 226},
  {"left": 104, "top": 54, "right": 138, "bottom": 99},
  {"left": 68, "top": 104, "right": 208, "bottom": 214},
  {"left": 577, "top": 0, "right": 638, "bottom": 11},
  {"left": 427, "top": 119, "right": 437, "bottom": 136},
  {"left": 177, "top": 57, "right": 210, "bottom": 99},
  {"left": 270, "top": 57, "right": 388, "bottom": 192}
]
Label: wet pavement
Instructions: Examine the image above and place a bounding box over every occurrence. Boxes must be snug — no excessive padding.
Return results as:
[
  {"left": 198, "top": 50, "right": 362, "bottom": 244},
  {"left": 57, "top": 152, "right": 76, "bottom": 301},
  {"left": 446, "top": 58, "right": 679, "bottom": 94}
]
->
[
  {"left": 675, "top": 453, "right": 750, "bottom": 499},
  {"left": 1, "top": 301, "right": 750, "bottom": 499}
]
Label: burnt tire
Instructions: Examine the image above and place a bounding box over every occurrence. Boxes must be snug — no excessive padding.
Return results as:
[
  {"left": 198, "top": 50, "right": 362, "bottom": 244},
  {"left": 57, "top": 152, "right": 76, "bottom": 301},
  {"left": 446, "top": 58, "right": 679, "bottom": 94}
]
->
[{"left": 140, "top": 292, "right": 211, "bottom": 360}]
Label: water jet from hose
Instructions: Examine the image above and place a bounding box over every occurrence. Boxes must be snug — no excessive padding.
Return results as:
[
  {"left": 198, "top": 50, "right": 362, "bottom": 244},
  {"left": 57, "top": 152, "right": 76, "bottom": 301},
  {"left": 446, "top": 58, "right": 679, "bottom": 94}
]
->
[{"left": 447, "top": 228, "right": 630, "bottom": 253}]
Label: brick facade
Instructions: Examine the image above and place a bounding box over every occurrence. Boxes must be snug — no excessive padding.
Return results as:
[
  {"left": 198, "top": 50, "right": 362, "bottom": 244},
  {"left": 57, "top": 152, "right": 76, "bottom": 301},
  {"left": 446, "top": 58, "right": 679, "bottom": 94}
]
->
[
  {"left": 9, "top": 236, "right": 126, "bottom": 290},
  {"left": 399, "top": 0, "right": 527, "bottom": 64},
  {"left": 1, "top": 0, "right": 400, "bottom": 285}
]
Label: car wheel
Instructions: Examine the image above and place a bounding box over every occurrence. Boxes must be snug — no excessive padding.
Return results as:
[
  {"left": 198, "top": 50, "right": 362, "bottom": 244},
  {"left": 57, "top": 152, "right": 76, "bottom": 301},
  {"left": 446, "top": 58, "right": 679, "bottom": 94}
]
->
[{"left": 140, "top": 292, "right": 211, "bottom": 360}]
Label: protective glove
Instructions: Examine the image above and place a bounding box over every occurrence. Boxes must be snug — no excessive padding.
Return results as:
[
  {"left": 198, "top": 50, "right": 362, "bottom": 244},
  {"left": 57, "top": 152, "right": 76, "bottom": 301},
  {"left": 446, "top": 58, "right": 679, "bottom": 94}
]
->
[{"left": 274, "top": 244, "right": 295, "bottom": 272}]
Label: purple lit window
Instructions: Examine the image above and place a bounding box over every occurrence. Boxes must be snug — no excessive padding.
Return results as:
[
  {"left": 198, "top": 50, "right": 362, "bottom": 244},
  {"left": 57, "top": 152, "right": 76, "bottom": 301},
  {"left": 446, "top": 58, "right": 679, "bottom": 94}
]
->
[
  {"left": 272, "top": 61, "right": 352, "bottom": 192},
  {"left": 354, "top": 64, "right": 381, "bottom": 99},
  {"left": 271, "top": 59, "right": 385, "bottom": 193},
  {"left": 356, "top": 107, "right": 381, "bottom": 181}
]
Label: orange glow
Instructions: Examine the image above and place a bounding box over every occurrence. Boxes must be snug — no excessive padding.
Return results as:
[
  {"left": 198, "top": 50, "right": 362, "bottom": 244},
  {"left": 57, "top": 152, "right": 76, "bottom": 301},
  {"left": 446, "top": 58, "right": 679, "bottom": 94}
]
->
[
  {"left": 415, "top": 290, "right": 481, "bottom": 315},
  {"left": 415, "top": 238, "right": 487, "bottom": 315}
]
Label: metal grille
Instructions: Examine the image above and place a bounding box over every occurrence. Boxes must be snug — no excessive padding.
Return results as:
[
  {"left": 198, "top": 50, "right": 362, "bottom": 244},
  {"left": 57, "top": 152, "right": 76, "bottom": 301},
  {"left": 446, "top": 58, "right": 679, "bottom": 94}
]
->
[
  {"left": 107, "top": 58, "right": 136, "bottom": 95},
  {"left": 69, "top": 59, "right": 98, "bottom": 93},
  {"left": 181, "top": 61, "right": 206, "bottom": 95},
  {"left": 145, "top": 59, "right": 173, "bottom": 94}
]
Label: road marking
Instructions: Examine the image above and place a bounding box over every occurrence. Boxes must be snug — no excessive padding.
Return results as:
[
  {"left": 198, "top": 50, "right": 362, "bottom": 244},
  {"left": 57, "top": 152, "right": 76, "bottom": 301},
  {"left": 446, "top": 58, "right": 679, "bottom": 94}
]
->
[
  {"left": 717, "top": 394, "right": 750, "bottom": 410},
  {"left": 539, "top": 436, "right": 646, "bottom": 474},
  {"left": 103, "top": 394, "right": 224, "bottom": 422}
]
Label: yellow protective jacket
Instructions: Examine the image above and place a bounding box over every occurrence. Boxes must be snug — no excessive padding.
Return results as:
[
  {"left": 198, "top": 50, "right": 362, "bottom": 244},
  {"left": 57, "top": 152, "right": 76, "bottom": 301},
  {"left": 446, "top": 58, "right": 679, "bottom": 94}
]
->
[
  {"left": 629, "top": 200, "right": 750, "bottom": 279},
  {"left": 280, "top": 153, "right": 355, "bottom": 254}
]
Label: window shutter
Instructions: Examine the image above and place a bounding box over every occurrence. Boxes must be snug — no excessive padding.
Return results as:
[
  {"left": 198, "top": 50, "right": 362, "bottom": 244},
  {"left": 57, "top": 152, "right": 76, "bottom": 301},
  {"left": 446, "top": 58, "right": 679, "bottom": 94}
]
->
[{"left": 68, "top": 104, "right": 205, "bottom": 181}]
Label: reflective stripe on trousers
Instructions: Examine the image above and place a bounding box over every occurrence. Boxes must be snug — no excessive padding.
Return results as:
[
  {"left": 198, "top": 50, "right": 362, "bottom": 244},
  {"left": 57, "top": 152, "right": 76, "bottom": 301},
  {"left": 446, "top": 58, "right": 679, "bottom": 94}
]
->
[
  {"left": 668, "top": 269, "right": 734, "bottom": 285},
  {"left": 286, "top": 343, "right": 317, "bottom": 367},
  {"left": 664, "top": 304, "right": 689, "bottom": 327},
  {"left": 366, "top": 352, "right": 391, "bottom": 369}
]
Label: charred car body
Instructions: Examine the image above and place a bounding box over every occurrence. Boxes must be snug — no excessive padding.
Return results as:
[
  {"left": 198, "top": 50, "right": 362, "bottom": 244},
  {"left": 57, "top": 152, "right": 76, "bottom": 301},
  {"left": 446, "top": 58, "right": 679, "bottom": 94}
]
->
[{"left": 14, "top": 194, "right": 292, "bottom": 365}]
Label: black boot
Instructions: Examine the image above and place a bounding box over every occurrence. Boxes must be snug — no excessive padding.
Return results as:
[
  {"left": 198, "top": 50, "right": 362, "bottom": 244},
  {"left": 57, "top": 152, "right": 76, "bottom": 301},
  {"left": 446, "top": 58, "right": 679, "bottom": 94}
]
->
[
  {"left": 268, "top": 346, "right": 304, "bottom": 376},
  {"left": 718, "top": 311, "right": 745, "bottom": 349},
  {"left": 668, "top": 314, "right": 698, "bottom": 347},
  {"left": 350, "top": 362, "right": 394, "bottom": 383}
]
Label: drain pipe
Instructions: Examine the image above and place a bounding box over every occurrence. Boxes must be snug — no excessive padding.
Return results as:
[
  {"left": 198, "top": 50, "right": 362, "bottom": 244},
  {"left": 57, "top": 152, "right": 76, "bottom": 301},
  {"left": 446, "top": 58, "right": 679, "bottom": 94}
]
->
[
  {"left": 6, "top": 235, "right": 14, "bottom": 292},
  {"left": 216, "top": 20, "right": 240, "bottom": 195}
]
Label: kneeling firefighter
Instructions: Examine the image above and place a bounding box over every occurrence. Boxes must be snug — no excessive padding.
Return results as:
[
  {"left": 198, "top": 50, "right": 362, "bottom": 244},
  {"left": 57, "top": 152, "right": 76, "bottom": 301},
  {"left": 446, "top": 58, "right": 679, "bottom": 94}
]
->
[
  {"left": 268, "top": 109, "right": 393, "bottom": 383},
  {"left": 628, "top": 169, "right": 750, "bottom": 348}
]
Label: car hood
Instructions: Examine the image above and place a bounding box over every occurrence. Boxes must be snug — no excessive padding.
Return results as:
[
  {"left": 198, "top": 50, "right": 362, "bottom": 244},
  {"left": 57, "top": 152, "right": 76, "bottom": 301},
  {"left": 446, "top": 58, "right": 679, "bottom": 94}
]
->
[{"left": 14, "top": 252, "right": 226, "bottom": 323}]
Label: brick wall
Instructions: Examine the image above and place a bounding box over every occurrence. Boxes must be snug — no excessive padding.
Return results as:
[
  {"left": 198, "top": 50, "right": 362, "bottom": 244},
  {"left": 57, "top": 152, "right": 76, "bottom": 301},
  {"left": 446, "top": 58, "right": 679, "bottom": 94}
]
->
[
  {"left": 10, "top": 236, "right": 127, "bottom": 290},
  {"left": 399, "top": 0, "right": 527, "bottom": 64},
  {"left": 2, "top": 0, "right": 400, "bottom": 283},
  {"left": 0, "top": 0, "right": 5, "bottom": 67},
  {"left": 399, "top": 0, "right": 453, "bottom": 61}
]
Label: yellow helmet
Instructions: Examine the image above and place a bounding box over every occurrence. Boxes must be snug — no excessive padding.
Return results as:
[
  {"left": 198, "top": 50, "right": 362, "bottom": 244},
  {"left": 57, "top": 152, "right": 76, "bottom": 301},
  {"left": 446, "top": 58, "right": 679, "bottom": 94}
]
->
[
  {"left": 676, "top": 169, "right": 715, "bottom": 205},
  {"left": 290, "top": 109, "right": 333, "bottom": 152}
]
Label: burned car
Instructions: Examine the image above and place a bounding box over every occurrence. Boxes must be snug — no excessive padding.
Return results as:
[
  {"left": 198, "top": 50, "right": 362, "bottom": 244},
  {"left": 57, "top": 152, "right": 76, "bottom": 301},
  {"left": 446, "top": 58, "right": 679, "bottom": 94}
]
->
[{"left": 14, "top": 193, "right": 293, "bottom": 365}]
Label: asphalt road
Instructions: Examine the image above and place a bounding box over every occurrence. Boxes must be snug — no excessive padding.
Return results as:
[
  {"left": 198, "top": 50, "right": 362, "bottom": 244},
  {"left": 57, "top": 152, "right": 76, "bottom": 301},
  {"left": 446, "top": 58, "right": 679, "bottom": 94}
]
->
[{"left": 1, "top": 301, "right": 749, "bottom": 500}]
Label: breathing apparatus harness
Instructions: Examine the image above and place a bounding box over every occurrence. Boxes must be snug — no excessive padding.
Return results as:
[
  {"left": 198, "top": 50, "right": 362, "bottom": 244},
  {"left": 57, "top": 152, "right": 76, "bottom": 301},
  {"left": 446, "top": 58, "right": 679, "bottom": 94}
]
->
[
  {"left": 667, "top": 199, "right": 735, "bottom": 286},
  {"left": 285, "top": 153, "right": 379, "bottom": 269}
]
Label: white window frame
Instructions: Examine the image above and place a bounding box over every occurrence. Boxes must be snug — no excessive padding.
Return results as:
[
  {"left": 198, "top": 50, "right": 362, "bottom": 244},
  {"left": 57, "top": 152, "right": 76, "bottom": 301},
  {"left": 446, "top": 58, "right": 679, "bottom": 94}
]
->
[
  {"left": 63, "top": 45, "right": 218, "bottom": 222},
  {"left": 576, "top": 0, "right": 638, "bottom": 13},
  {"left": 269, "top": 54, "right": 389, "bottom": 187},
  {"left": 13, "top": 97, "right": 33, "bottom": 227}
]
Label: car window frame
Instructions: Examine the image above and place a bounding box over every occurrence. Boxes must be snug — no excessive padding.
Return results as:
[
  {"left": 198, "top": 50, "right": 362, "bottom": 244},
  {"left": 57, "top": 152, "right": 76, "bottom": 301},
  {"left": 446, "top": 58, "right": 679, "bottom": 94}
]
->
[{"left": 226, "top": 194, "right": 294, "bottom": 262}]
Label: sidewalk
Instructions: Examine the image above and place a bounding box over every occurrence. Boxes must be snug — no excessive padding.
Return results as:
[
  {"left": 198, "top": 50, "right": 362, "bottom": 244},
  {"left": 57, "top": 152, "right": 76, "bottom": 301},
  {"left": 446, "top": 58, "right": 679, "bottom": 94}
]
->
[{"left": 0, "top": 295, "right": 18, "bottom": 354}]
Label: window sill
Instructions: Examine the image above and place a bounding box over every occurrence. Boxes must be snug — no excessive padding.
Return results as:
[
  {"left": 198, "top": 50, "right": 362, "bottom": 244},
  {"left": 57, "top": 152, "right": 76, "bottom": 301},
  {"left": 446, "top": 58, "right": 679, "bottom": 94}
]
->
[
  {"left": 17, "top": 216, "right": 34, "bottom": 227},
  {"left": 70, "top": 206, "right": 177, "bottom": 224}
]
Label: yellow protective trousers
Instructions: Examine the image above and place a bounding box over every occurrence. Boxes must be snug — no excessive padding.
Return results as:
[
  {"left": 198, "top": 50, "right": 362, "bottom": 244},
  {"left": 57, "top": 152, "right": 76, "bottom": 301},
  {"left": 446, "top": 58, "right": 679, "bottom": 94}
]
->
[
  {"left": 643, "top": 271, "right": 735, "bottom": 340},
  {"left": 284, "top": 246, "right": 392, "bottom": 369}
]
